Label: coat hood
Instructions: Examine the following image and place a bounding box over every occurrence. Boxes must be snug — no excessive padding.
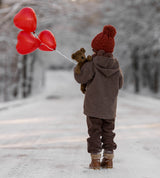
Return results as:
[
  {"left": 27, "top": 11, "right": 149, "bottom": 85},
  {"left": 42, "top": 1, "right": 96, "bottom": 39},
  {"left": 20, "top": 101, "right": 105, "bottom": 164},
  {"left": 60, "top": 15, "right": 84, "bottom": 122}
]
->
[{"left": 93, "top": 50, "right": 119, "bottom": 77}]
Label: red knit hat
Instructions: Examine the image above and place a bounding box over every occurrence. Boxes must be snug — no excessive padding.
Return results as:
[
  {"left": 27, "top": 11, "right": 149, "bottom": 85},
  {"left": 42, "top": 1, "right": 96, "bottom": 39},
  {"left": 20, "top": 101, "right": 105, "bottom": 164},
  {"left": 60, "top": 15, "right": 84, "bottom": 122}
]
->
[{"left": 91, "top": 25, "right": 117, "bottom": 53}]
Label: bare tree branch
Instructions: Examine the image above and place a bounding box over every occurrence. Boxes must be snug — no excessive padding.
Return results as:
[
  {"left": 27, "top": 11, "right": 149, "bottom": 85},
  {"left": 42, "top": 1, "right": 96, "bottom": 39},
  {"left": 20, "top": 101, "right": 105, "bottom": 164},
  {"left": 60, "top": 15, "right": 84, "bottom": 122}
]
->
[{"left": 0, "top": 0, "right": 29, "bottom": 26}]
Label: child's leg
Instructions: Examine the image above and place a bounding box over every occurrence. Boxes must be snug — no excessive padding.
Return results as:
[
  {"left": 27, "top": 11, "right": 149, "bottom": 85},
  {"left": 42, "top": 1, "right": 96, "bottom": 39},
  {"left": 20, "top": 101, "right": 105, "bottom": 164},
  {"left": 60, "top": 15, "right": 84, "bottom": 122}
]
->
[
  {"left": 101, "top": 119, "right": 117, "bottom": 152},
  {"left": 86, "top": 116, "right": 103, "bottom": 169},
  {"left": 86, "top": 116, "right": 103, "bottom": 154},
  {"left": 101, "top": 119, "right": 116, "bottom": 168}
]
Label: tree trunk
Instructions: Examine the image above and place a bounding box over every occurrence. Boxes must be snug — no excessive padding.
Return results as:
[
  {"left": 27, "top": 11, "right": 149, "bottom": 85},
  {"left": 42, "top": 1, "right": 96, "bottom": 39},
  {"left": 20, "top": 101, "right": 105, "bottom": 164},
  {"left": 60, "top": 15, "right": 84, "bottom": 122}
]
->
[
  {"left": 27, "top": 53, "right": 36, "bottom": 96},
  {"left": 132, "top": 57, "right": 140, "bottom": 93},
  {"left": 3, "top": 57, "right": 9, "bottom": 101},
  {"left": 12, "top": 69, "right": 21, "bottom": 98},
  {"left": 22, "top": 55, "right": 28, "bottom": 98},
  {"left": 142, "top": 62, "right": 147, "bottom": 87},
  {"left": 153, "top": 64, "right": 159, "bottom": 93},
  {"left": 12, "top": 54, "right": 20, "bottom": 98}
]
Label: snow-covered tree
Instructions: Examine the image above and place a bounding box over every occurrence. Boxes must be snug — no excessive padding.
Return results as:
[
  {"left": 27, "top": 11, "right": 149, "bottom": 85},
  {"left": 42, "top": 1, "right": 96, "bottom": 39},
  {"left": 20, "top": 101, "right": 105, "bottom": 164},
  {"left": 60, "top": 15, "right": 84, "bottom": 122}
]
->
[{"left": 1, "top": 0, "right": 160, "bottom": 102}]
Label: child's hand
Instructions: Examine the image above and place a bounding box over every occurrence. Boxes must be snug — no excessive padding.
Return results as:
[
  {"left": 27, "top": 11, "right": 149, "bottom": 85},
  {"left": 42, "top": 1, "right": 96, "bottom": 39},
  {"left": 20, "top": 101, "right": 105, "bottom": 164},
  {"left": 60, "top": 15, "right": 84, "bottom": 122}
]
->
[{"left": 87, "top": 55, "right": 92, "bottom": 61}]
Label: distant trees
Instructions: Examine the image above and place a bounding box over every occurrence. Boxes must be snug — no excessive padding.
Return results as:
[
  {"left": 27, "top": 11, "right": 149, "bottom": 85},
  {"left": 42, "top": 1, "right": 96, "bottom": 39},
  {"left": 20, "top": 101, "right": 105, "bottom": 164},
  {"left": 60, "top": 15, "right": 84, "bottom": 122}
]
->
[
  {"left": 129, "top": 40, "right": 160, "bottom": 94},
  {"left": 131, "top": 47, "right": 140, "bottom": 93},
  {"left": 1, "top": 0, "right": 160, "bottom": 101},
  {"left": 0, "top": 45, "right": 44, "bottom": 101},
  {"left": 115, "top": 0, "right": 160, "bottom": 95},
  {"left": 0, "top": 0, "right": 53, "bottom": 102}
]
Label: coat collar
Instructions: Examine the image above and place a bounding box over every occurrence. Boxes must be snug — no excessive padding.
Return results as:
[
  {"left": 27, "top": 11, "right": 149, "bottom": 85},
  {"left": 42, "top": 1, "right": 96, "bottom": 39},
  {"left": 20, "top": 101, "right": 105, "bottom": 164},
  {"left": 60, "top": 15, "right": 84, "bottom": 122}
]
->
[{"left": 92, "top": 49, "right": 113, "bottom": 58}]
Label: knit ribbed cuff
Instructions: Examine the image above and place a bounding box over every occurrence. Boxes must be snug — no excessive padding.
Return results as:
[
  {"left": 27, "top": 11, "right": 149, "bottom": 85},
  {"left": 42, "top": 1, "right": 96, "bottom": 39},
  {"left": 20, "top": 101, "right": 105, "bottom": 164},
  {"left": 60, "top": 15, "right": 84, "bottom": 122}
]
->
[
  {"left": 103, "top": 153, "right": 114, "bottom": 160},
  {"left": 91, "top": 153, "right": 101, "bottom": 160}
]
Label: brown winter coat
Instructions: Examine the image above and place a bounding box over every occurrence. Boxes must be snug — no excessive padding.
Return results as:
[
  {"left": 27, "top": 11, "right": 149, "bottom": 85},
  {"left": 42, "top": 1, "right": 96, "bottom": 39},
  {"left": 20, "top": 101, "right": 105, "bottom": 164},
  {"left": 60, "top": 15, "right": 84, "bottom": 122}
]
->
[{"left": 74, "top": 50, "right": 123, "bottom": 119}]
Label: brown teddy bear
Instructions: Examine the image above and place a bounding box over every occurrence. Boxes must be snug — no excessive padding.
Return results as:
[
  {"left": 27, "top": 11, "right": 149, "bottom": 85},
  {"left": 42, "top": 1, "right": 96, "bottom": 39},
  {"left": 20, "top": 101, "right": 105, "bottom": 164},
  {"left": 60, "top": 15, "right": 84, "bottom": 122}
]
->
[{"left": 71, "top": 48, "right": 92, "bottom": 94}]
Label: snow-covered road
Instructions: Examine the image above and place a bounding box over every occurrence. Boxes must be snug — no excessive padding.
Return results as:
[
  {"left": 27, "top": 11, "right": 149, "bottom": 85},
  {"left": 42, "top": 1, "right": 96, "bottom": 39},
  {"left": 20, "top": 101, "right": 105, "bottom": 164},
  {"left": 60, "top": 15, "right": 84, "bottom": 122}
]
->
[{"left": 0, "top": 71, "right": 160, "bottom": 178}]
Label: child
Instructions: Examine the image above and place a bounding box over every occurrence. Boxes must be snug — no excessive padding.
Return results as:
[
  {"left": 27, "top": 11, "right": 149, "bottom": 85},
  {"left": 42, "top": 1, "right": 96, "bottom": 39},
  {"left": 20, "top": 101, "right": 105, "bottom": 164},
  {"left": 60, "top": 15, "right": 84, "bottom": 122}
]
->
[{"left": 74, "top": 25, "right": 123, "bottom": 169}]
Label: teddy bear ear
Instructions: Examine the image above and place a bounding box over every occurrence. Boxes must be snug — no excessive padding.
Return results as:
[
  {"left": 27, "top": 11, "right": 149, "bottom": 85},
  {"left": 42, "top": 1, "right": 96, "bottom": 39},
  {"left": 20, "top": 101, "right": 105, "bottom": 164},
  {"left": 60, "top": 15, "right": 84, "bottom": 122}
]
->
[
  {"left": 71, "top": 53, "right": 76, "bottom": 59},
  {"left": 80, "top": 48, "right": 86, "bottom": 53}
]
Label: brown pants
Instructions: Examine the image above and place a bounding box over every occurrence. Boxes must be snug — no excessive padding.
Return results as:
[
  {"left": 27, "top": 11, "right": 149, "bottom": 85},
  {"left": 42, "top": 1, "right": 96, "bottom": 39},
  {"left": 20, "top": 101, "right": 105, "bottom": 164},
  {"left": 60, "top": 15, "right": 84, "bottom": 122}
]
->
[{"left": 86, "top": 116, "right": 117, "bottom": 154}]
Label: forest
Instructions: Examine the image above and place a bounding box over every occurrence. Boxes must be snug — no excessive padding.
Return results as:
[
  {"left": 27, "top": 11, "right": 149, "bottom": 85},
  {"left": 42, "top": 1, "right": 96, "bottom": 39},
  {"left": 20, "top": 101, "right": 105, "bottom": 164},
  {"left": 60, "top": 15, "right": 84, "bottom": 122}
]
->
[{"left": 0, "top": 0, "right": 160, "bottom": 101}]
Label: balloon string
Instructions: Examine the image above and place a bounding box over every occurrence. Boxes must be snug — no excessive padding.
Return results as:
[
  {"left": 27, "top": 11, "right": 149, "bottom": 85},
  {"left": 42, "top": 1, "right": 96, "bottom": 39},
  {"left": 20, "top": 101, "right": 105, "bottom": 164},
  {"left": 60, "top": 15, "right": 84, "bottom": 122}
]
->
[
  {"left": 34, "top": 32, "right": 76, "bottom": 65},
  {"left": 55, "top": 49, "right": 76, "bottom": 64}
]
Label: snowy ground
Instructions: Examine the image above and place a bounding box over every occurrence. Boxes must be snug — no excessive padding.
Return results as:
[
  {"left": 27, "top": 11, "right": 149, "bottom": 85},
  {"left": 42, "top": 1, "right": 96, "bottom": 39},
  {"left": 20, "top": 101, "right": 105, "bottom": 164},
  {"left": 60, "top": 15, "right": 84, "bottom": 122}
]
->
[{"left": 0, "top": 70, "right": 160, "bottom": 178}]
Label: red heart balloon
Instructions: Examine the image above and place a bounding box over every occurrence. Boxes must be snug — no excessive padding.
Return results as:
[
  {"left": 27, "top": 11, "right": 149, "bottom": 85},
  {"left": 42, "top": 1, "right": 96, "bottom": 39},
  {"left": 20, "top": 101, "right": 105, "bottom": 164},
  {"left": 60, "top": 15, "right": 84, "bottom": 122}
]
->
[
  {"left": 16, "top": 31, "right": 41, "bottom": 55},
  {"left": 38, "top": 30, "right": 56, "bottom": 51},
  {"left": 14, "top": 7, "right": 37, "bottom": 32}
]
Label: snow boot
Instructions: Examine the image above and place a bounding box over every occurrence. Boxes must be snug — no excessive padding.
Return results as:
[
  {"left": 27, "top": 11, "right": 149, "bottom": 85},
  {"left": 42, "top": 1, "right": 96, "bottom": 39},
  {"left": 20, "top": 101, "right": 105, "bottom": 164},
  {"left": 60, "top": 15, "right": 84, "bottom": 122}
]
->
[
  {"left": 89, "top": 154, "right": 101, "bottom": 170},
  {"left": 101, "top": 153, "right": 114, "bottom": 168}
]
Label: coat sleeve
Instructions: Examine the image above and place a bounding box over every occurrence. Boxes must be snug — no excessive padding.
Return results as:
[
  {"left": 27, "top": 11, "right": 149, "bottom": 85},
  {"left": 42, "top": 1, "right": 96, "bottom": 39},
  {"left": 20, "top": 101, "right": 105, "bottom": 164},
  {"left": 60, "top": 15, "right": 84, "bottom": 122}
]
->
[
  {"left": 74, "top": 61, "right": 95, "bottom": 84},
  {"left": 119, "top": 69, "right": 124, "bottom": 89}
]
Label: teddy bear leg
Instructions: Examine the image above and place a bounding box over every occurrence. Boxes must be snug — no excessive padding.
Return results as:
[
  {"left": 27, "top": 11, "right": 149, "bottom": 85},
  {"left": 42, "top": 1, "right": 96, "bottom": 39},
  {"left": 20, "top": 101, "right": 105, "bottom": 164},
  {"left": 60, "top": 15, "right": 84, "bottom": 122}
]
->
[{"left": 81, "top": 84, "right": 86, "bottom": 94}]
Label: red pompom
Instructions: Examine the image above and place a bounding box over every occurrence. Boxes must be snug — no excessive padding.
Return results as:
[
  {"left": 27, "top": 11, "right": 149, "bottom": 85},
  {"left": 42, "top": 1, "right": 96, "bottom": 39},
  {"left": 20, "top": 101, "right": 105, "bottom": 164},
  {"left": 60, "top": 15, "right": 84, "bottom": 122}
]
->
[{"left": 103, "top": 25, "right": 116, "bottom": 38}]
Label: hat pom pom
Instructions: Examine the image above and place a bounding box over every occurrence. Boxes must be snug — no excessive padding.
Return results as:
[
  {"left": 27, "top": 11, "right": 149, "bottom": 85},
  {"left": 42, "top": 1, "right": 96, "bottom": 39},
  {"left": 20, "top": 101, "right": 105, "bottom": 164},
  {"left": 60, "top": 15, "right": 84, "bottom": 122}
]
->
[{"left": 103, "top": 25, "right": 116, "bottom": 38}]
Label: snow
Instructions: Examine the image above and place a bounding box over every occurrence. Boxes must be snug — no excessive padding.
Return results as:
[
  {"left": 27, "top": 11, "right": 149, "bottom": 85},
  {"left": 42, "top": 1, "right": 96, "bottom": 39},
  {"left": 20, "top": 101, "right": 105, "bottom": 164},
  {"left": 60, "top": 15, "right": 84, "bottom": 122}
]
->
[{"left": 0, "top": 70, "right": 160, "bottom": 178}]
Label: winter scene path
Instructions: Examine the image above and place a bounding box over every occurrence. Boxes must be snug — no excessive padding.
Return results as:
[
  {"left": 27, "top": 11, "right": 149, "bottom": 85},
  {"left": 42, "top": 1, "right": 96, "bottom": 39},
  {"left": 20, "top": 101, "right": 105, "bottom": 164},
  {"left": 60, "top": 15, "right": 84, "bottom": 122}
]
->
[{"left": 0, "top": 71, "right": 160, "bottom": 178}]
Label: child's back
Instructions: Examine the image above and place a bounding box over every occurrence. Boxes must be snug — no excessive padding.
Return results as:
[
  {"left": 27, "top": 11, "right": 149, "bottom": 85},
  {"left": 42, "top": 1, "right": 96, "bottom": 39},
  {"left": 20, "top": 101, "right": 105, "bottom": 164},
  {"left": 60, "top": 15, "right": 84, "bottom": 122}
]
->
[{"left": 75, "top": 50, "right": 123, "bottom": 119}]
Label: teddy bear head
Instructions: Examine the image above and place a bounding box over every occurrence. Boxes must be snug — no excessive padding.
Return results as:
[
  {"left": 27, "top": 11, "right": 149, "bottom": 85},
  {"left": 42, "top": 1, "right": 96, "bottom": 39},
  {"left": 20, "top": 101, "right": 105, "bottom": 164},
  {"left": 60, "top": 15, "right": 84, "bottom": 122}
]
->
[{"left": 71, "top": 48, "right": 86, "bottom": 63}]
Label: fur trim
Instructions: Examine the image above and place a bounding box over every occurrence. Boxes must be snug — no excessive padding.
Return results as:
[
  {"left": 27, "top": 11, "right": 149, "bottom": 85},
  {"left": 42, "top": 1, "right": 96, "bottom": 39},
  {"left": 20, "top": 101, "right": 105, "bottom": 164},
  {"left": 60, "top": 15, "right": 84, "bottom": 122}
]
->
[
  {"left": 103, "top": 153, "right": 114, "bottom": 160},
  {"left": 91, "top": 154, "right": 101, "bottom": 160}
]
